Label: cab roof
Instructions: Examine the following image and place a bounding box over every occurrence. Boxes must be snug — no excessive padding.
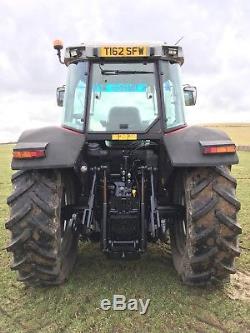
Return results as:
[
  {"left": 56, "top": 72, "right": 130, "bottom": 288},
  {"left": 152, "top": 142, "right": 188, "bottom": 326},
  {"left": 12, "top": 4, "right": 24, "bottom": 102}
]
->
[{"left": 64, "top": 43, "right": 184, "bottom": 66}]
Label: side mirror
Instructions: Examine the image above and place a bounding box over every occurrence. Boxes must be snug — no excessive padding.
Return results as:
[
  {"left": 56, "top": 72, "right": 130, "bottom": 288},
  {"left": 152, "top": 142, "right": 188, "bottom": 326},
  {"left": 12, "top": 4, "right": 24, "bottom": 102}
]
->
[
  {"left": 56, "top": 86, "right": 65, "bottom": 107},
  {"left": 183, "top": 85, "right": 197, "bottom": 106}
]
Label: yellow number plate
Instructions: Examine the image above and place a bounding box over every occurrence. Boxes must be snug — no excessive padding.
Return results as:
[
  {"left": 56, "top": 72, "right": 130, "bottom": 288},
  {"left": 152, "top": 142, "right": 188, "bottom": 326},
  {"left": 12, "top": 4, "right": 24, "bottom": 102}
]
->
[
  {"left": 99, "top": 46, "right": 148, "bottom": 57},
  {"left": 112, "top": 134, "right": 138, "bottom": 141}
]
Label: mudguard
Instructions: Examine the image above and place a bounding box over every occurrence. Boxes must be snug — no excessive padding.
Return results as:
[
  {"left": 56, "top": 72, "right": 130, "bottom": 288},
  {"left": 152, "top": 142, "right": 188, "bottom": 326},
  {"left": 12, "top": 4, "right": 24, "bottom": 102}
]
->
[
  {"left": 164, "top": 126, "right": 239, "bottom": 167},
  {"left": 11, "top": 126, "right": 85, "bottom": 170}
]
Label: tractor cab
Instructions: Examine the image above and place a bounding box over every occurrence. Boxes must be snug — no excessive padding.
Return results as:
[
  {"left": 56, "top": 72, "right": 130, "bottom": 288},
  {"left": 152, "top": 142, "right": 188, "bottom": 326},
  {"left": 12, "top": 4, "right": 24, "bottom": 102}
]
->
[{"left": 54, "top": 42, "right": 196, "bottom": 141}]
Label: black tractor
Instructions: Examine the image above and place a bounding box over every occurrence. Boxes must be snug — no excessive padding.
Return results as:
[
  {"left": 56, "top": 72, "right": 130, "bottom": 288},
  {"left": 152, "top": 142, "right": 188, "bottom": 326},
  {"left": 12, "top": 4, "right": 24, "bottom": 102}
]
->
[{"left": 6, "top": 41, "right": 241, "bottom": 287}]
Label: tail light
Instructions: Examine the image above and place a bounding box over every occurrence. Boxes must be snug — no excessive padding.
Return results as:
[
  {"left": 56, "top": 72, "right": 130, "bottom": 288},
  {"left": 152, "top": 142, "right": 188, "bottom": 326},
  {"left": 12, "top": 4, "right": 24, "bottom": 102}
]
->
[
  {"left": 13, "top": 149, "right": 46, "bottom": 159},
  {"left": 200, "top": 140, "right": 236, "bottom": 155}
]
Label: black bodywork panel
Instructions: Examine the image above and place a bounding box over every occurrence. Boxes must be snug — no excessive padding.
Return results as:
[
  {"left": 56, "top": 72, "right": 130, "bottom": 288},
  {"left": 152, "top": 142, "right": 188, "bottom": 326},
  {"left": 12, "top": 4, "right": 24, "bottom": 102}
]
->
[
  {"left": 12, "top": 126, "right": 85, "bottom": 170},
  {"left": 12, "top": 125, "right": 238, "bottom": 170},
  {"left": 14, "top": 142, "right": 48, "bottom": 151},
  {"left": 163, "top": 126, "right": 238, "bottom": 167}
]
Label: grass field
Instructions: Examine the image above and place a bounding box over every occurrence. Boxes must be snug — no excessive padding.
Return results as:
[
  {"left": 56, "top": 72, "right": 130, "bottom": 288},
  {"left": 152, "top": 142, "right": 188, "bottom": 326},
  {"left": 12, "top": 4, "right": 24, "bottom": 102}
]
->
[
  {"left": 0, "top": 143, "right": 250, "bottom": 333},
  {"left": 203, "top": 123, "right": 250, "bottom": 146}
]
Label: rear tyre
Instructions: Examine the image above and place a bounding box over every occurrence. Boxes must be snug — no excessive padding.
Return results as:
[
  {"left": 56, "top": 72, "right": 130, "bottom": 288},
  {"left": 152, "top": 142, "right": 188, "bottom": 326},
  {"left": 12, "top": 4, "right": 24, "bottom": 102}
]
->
[
  {"left": 170, "top": 166, "right": 241, "bottom": 286},
  {"left": 6, "top": 170, "right": 78, "bottom": 287}
]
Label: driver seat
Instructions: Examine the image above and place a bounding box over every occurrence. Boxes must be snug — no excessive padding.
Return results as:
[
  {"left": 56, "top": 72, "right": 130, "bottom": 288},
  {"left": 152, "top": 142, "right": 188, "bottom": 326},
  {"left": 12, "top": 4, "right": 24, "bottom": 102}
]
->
[{"left": 106, "top": 107, "right": 141, "bottom": 131}]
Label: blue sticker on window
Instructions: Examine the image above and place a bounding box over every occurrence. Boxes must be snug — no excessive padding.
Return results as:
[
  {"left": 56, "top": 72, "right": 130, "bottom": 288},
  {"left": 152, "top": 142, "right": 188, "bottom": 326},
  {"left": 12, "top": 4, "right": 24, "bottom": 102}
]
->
[{"left": 93, "top": 83, "right": 147, "bottom": 92}]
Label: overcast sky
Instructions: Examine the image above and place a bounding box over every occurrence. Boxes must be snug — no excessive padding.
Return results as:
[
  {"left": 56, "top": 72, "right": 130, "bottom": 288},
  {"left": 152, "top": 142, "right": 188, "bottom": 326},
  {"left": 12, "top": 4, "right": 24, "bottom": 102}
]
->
[{"left": 0, "top": 0, "right": 250, "bottom": 142}]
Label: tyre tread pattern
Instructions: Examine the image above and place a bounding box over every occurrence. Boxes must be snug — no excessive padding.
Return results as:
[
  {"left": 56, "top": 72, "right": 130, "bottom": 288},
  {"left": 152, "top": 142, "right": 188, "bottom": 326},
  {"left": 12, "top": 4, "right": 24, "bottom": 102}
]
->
[
  {"left": 6, "top": 170, "right": 71, "bottom": 287},
  {"left": 178, "top": 166, "right": 241, "bottom": 285}
]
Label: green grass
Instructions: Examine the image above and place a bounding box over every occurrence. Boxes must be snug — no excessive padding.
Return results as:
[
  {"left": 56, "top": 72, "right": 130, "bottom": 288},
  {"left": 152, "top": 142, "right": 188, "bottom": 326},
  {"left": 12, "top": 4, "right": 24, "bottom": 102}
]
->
[{"left": 0, "top": 144, "right": 250, "bottom": 333}]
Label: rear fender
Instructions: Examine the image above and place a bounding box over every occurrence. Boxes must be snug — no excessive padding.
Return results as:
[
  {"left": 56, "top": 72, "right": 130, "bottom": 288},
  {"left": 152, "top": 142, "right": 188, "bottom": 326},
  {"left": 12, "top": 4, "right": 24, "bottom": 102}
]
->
[
  {"left": 163, "top": 126, "right": 238, "bottom": 167},
  {"left": 11, "top": 126, "right": 85, "bottom": 170}
]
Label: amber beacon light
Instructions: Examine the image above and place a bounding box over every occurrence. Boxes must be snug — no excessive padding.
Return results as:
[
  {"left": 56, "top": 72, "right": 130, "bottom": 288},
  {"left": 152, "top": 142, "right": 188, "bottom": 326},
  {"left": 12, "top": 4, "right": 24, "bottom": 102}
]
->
[
  {"left": 53, "top": 39, "right": 63, "bottom": 50},
  {"left": 53, "top": 39, "right": 64, "bottom": 64}
]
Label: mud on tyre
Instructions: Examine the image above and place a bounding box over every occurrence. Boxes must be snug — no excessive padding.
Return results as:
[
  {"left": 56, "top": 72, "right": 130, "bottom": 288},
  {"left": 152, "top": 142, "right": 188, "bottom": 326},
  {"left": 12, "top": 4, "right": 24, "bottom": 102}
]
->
[
  {"left": 6, "top": 170, "right": 78, "bottom": 287},
  {"left": 170, "top": 166, "right": 242, "bottom": 286}
]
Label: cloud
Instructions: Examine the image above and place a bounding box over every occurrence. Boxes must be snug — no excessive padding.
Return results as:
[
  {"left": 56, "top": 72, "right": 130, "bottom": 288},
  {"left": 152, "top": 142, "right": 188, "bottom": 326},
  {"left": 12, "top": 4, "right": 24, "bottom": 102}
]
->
[
  {"left": 0, "top": 91, "right": 60, "bottom": 142},
  {"left": 0, "top": 0, "right": 249, "bottom": 142}
]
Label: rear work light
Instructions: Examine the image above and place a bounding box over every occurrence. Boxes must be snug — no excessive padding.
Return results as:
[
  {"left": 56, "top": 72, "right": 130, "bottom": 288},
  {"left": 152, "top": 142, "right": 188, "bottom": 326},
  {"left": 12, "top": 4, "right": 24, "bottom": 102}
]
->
[
  {"left": 200, "top": 140, "right": 236, "bottom": 155},
  {"left": 13, "top": 150, "right": 46, "bottom": 159}
]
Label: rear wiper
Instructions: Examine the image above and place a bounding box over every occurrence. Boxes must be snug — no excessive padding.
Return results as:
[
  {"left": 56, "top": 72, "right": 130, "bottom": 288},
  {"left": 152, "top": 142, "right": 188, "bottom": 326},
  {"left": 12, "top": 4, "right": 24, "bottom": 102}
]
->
[{"left": 100, "top": 69, "right": 154, "bottom": 75}]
